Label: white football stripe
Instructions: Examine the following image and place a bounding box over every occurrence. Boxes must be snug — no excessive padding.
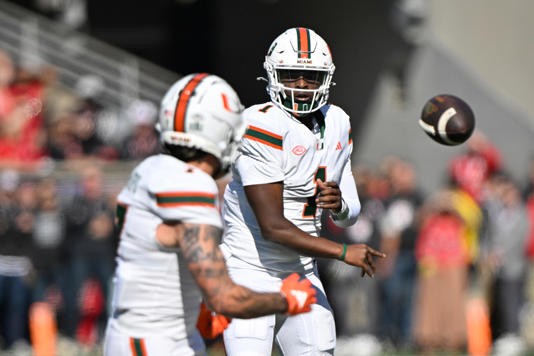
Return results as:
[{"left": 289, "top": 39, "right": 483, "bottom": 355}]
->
[
  {"left": 437, "top": 107, "right": 457, "bottom": 145},
  {"left": 418, "top": 119, "right": 435, "bottom": 135}
]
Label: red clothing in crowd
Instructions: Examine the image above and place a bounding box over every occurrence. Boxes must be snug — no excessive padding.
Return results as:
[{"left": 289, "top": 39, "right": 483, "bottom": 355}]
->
[
  {"left": 525, "top": 196, "right": 534, "bottom": 259},
  {"left": 416, "top": 213, "right": 469, "bottom": 268},
  {"left": 0, "top": 79, "right": 46, "bottom": 162},
  {"left": 449, "top": 142, "right": 502, "bottom": 202}
]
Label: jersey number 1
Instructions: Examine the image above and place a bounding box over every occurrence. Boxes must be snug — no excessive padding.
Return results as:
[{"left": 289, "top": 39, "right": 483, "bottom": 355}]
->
[{"left": 302, "top": 166, "right": 326, "bottom": 218}]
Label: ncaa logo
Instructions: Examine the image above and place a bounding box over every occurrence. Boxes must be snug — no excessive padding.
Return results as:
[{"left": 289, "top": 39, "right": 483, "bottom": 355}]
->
[{"left": 292, "top": 145, "right": 307, "bottom": 156}]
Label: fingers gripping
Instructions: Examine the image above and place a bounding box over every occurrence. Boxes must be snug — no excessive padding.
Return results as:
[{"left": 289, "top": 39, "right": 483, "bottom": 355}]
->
[{"left": 316, "top": 180, "right": 342, "bottom": 210}]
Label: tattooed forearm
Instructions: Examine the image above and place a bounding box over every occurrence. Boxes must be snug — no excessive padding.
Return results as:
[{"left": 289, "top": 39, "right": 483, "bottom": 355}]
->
[
  {"left": 178, "top": 223, "right": 287, "bottom": 317},
  {"left": 182, "top": 224, "right": 222, "bottom": 263},
  {"left": 180, "top": 224, "right": 227, "bottom": 290},
  {"left": 209, "top": 285, "right": 287, "bottom": 318}
]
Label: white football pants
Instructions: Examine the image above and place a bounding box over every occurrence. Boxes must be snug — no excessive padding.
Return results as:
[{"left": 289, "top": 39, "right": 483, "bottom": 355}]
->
[
  {"left": 103, "top": 318, "right": 206, "bottom": 356},
  {"left": 223, "top": 260, "right": 336, "bottom": 356}
]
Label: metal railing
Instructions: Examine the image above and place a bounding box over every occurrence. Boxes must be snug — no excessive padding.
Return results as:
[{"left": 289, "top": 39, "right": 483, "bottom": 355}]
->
[{"left": 0, "top": 0, "right": 180, "bottom": 110}]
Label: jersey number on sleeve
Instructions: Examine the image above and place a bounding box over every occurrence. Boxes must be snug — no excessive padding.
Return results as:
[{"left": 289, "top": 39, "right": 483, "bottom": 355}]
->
[
  {"left": 258, "top": 104, "right": 273, "bottom": 113},
  {"left": 302, "top": 166, "right": 326, "bottom": 218}
]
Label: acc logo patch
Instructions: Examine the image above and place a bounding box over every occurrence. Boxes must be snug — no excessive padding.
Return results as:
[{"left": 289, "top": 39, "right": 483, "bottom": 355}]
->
[{"left": 292, "top": 145, "right": 307, "bottom": 156}]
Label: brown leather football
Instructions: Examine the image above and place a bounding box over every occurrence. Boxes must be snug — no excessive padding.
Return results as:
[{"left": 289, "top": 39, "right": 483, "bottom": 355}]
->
[{"left": 419, "top": 94, "right": 475, "bottom": 146}]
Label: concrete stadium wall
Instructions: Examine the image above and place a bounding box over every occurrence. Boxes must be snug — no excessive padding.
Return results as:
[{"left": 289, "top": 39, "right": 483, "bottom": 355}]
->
[{"left": 429, "top": 0, "right": 534, "bottom": 133}]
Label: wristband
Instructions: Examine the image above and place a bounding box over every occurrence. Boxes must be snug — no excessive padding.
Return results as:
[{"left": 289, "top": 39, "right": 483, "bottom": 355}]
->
[
  {"left": 338, "top": 243, "right": 347, "bottom": 261},
  {"left": 331, "top": 198, "right": 349, "bottom": 221}
]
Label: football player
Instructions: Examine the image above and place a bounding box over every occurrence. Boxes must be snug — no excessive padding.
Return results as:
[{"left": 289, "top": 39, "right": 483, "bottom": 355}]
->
[
  {"left": 103, "top": 73, "right": 317, "bottom": 356},
  {"left": 220, "top": 28, "right": 386, "bottom": 355}
]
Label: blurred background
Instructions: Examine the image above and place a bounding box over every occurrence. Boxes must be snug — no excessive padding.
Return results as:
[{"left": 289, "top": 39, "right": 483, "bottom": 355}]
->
[{"left": 0, "top": 0, "right": 533, "bottom": 355}]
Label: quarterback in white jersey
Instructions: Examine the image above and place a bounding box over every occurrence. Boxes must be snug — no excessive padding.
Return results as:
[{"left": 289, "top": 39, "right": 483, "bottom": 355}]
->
[
  {"left": 223, "top": 102, "right": 357, "bottom": 273},
  {"left": 103, "top": 73, "right": 317, "bottom": 356},
  {"left": 221, "top": 28, "right": 386, "bottom": 355}
]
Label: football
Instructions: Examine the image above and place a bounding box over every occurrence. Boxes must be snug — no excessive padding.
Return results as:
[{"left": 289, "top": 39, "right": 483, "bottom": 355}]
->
[{"left": 418, "top": 94, "right": 475, "bottom": 146}]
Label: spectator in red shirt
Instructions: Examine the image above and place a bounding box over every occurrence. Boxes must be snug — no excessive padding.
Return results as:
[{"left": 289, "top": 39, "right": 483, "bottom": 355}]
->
[
  {"left": 0, "top": 50, "right": 47, "bottom": 171},
  {"left": 413, "top": 190, "right": 470, "bottom": 353},
  {"left": 449, "top": 131, "right": 502, "bottom": 203}
]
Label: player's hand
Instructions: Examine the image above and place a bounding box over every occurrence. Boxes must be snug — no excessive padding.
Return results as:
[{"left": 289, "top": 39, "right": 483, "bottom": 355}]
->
[
  {"left": 316, "top": 180, "right": 342, "bottom": 212},
  {"left": 280, "top": 273, "right": 317, "bottom": 315},
  {"left": 196, "top": 302, "right": 231, "bottom": 339},
  {"left": 344, "top": 244, "right": 386, "bottom": 278}
]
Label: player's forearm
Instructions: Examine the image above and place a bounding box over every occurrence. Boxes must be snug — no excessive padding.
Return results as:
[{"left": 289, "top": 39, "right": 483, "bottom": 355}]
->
[
  {"left": 208, "top": 285, "right": 287, "bottom": 318},
  {"left": 262, "top": 222, "right": 344, "bottom": 260}
]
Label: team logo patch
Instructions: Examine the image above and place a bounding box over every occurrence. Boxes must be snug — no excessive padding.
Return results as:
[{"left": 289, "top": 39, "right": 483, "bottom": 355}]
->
[{"left": 292, "top": 145, "right": 307, "bottom": 156}]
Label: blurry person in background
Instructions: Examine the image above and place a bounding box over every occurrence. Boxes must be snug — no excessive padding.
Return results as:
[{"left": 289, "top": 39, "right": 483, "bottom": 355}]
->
[
  {"left": 523, "top": 157, "right": 534, "bottom": 267},
  {"left": 0, "top": 178, "right": 39, "bottom": 352},
  {"left": 522, "top": 156, "right": 534, "bottom": 201},
  {"left": 480, "top": 173, "right": 529, "bottom": 341},
  {"left": 120, "top": 99, "right": 160, "bottom": 160},
  {"left": 63, "top": 165, "right": 115, "bottom": 344},
  {"left": 449, "top": 131, "right": 502, "bottom": 204},
  {"left": 377, "top": 156, "right": 423, "bottom": 350},
  {"left": 28, "top": 176, "right": 67, "bottom": 356},
  {"left": 412, "top": 190, "right": 470, "bottom": 354},
  {"left": 45, "top": 109, "right": 85, "bottom": 161},
  {"left": 103, "top": 73, "right": 316, "bottom": 356},
  {"left": 0, "top": 50, "right": 48, "bottom": 172},
  {"left": 522, "top": 157, "right": 534, "bottom": 348},
  {"left": 31, "top": 177, "right": 66, "bottom": 306},
  {"left": 447, "top": 132, "right": 492, "bottom": 274},
  {"left": 70, "top": 75, "right": 119, "bottom": 161}
]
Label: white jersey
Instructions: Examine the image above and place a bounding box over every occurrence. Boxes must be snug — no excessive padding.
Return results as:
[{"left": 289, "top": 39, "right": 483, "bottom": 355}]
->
[
  {"left": 109, "top": 154, "right": 222, "bottom": 341},
  {"left": 221, "top": 103, "right": 360, "bottom": 274}
]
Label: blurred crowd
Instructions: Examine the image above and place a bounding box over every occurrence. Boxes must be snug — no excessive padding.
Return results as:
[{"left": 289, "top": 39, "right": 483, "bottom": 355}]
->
[
  {"left": 0, "top": 165, "right": 116, "bottom": 355},
  {"left": 0, "top": 49, "right": 160, "bottom": 173},
  {"left": 321, "top": 133, "right": 534, "bottom": 355},
  {"left": 1, "top": 47, "right": 534, "bottom": 356},
  {"left": 0, "top": 49, "right": 160, "bottom": 354}
]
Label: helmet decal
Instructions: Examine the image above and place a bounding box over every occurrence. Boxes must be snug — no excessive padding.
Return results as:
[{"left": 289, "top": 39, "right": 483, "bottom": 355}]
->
[
  {"left": 221, "top": 93, "right": 232, "bottom": 112},
  {"left": 296, "top": 27, "right": 311, "bottom": 59},
  {"left": 267, "top": 42, "right": 277, "bottom": 56},
  {"left": 174, "top": 73, "right": 209, "bottom": 132}
]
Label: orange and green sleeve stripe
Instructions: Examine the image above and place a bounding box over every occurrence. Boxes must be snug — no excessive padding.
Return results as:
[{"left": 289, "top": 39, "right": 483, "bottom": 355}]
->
[
  {"left": 129, "top": 337, "right": 147, "bottom": 356},
  {"left": 243, "top": 125, "right": 283, "bottom": 150},
  {"left": 155, "top": 192, "right": 217, "bottom": 208}
]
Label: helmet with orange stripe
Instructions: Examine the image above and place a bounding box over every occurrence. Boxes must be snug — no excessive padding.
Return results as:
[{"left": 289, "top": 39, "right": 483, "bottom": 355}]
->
[
  {"left": 157, "top": 73, "right": 244, "bottom": 177},
  {"left": 263, "top": 27, "right": 335, "bottom": 116}
]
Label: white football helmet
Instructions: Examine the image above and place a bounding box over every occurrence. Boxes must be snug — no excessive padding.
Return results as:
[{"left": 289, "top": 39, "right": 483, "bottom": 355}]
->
[
  {"left": 158, "top": 73, "right": 244, "bottom": 174},
  {"left": 263, "top": 27, "right": 335, "bottom": 115}
]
